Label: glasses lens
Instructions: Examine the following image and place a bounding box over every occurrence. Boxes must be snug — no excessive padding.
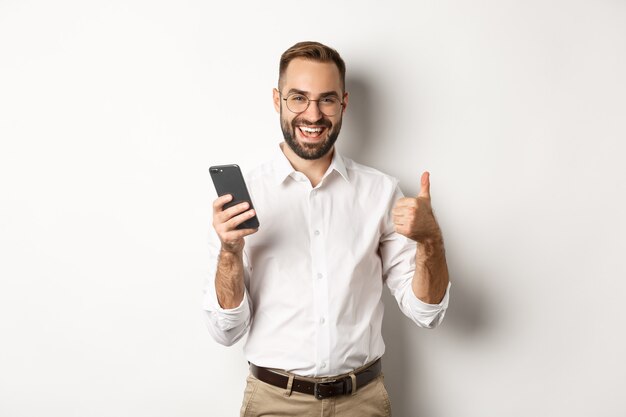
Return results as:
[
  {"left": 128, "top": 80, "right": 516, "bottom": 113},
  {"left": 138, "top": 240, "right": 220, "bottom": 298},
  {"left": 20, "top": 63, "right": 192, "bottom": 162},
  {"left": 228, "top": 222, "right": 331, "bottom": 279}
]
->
[
  {"left": 318, "top": 97, "right": 341, "bottom": 116},
  {"left": 286, "top": 94, "right": 309, "bottom": 113},
  {"left": 285, "top": 94, "right": 342, "bottom": 116}
]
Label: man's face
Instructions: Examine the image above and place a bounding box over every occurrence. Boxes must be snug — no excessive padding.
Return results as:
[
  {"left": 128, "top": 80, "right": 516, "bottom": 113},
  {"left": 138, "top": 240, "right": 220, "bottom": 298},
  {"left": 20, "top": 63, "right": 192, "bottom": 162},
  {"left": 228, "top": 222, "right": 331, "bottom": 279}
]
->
[{"left": 273, "top": 58, "right": 348, "bottom": 160}]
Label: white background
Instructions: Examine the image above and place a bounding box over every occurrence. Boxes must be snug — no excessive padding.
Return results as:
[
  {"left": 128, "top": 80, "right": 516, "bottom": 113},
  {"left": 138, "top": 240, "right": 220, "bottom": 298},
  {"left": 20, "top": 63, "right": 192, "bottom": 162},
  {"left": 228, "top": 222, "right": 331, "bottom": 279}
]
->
[{"left": 1, "top": 1, "right": 625, "bottom": 416}]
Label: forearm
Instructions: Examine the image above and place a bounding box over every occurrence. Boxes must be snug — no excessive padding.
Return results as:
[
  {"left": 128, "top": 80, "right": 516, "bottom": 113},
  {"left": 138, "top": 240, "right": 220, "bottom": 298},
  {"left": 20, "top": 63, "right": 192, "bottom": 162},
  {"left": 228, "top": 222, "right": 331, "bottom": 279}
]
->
[
  {"left": 412, "top": 236, "right": 449, "bottom": 304},
  {"left": 215, "top": 249, "right": 245, "bottom": 309}
]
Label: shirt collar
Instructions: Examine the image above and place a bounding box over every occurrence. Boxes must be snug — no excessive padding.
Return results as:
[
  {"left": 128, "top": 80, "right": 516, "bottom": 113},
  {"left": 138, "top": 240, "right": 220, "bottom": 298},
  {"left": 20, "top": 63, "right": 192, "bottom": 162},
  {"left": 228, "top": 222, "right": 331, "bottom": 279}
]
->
[
  {"left": 328, "top": 148, "right": 349, "bottom": 183},
  {"left": 272, "top": 142, "right": 350, "bottom": 185}
]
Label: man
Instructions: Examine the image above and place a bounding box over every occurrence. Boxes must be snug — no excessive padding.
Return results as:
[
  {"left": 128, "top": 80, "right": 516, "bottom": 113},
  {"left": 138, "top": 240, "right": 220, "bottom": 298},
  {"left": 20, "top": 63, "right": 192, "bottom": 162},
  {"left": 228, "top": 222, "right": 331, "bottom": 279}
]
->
[{"left": 203, "top": 41, "right": 450, "bottom": 417}]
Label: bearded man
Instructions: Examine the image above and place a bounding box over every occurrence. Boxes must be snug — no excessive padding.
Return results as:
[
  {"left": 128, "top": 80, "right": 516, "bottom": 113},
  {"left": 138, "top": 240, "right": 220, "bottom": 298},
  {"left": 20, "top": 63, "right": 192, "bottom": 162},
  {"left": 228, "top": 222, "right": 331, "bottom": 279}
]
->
[{"left": 203, "top": 41, "right": 450, "bottom": 417}]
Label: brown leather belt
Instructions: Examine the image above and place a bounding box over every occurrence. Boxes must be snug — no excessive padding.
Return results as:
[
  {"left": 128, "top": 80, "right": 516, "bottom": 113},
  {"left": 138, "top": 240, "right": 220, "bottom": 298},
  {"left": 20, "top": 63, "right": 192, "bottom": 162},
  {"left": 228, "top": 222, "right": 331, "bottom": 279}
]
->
[{"left": 249, "top": 359, "right": 382, "bottom": 400}]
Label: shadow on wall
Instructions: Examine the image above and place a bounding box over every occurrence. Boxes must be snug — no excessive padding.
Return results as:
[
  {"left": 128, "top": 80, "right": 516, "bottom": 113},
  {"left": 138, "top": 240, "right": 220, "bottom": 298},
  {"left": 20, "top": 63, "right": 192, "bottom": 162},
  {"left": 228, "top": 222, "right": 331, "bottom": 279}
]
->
[
  {"left": 339, "top": 73, "right": 376, "bottom": 166},
  {"left": 344, "top": 73, "right": 490, "bottom": 416},
  {"left": 381, "top": 275, "right": 489, "bottom": 417}
]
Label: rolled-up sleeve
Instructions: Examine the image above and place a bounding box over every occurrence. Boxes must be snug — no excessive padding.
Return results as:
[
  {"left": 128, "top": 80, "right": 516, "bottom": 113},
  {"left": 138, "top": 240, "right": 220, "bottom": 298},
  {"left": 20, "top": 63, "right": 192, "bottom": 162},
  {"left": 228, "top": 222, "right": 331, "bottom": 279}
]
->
[
  {"left": 202, "top": 227, "right": 252, "bottom": 346},
  {"left": 379, "top": 183, "right": 451, "bottom": 329},
  {"left": 202, "top": 286, "right": 252, "bottom": 346},
  {"left": 402, "top": 281, "right": 450, "bottom": 328}
]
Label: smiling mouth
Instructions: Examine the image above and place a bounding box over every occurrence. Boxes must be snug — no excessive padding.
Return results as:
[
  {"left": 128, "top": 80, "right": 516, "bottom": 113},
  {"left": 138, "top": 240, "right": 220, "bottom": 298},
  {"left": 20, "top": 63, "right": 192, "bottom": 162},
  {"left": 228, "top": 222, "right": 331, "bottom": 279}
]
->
[{"left": 297, "top": 125, "right": 327, "bottom": 140}]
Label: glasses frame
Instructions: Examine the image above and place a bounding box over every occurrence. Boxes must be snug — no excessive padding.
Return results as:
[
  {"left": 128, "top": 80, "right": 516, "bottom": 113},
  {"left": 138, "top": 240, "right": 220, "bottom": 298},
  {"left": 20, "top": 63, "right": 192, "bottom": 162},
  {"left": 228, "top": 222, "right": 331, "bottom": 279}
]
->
[{"left": 280, "top": 91, "right": 345, "bottom": 117}]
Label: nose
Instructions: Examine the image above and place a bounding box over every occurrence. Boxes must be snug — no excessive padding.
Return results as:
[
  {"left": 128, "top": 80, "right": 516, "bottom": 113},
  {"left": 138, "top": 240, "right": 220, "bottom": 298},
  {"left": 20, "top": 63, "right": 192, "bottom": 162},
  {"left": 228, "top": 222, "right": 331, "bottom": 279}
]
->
[{"left": 301, "top": 99, "right": 323, "bottom": 120}]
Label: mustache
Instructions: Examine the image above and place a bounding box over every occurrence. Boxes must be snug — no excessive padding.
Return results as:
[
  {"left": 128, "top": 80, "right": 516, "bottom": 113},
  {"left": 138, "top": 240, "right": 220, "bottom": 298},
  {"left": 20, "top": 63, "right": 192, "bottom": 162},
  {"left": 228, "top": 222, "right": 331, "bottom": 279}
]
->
[{"left": 292, "top": 117, "right": 332, "bottom": 128}]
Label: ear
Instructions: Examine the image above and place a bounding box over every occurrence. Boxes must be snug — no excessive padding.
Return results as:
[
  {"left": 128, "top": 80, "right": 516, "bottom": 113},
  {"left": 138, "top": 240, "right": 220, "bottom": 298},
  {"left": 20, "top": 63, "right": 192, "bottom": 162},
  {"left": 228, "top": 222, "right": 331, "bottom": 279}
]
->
[
  {"left": 273, "top": 88, "right": 281, "bottom": 113},
  {"left": 342, "top": 91, "right": 349, "bottom": 114}
]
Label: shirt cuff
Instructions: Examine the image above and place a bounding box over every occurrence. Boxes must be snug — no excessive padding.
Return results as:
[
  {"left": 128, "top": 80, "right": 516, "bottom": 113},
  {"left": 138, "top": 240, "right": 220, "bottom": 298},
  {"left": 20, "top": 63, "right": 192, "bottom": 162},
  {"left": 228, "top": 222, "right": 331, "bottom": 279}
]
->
[
  {"left": 207, "top": 289, "right": 251, "bottom": 331},
  {"left": 406, "top": 282, "right": 451, "bottom": 327}
]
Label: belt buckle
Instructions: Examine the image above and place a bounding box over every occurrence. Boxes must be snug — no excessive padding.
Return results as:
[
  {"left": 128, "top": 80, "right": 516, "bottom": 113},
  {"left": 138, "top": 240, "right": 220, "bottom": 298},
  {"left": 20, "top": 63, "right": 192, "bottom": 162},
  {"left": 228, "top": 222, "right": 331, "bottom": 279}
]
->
[{"left": 314, "top": 381, "right": 336, "bottom": 400}]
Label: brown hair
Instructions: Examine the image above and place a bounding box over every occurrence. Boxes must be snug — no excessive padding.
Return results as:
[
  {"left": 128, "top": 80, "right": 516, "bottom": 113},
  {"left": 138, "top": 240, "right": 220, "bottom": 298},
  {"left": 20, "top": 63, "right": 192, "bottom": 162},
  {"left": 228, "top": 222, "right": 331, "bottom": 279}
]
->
[{"left": 278, "top": 41, "right": 346, "bottom": 91}]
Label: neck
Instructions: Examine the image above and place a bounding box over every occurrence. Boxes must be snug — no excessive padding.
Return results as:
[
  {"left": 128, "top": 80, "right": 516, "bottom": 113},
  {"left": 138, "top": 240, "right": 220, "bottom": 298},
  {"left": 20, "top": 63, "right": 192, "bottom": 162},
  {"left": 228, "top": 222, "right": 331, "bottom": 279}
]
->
[{"left": 280, "top": 142, "right": 334, "bottom": 188}]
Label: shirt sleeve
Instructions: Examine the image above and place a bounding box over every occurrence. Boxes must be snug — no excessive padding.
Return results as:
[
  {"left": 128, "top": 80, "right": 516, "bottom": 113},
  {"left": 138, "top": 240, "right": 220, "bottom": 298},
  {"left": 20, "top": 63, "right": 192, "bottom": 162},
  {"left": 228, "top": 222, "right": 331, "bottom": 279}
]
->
[
  {"left": 201, "top": 225, "right": 253, "bottom": 346},
  {"left": 379, "top": 183, "right": 451, "bottom": 329}
]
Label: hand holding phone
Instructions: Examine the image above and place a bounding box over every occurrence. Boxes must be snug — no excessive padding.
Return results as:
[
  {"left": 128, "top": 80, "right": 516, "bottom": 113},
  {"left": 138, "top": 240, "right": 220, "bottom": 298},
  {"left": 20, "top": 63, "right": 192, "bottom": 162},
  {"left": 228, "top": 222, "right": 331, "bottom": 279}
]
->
[{"left": 210, "top": 164, "right": 260, "bottom": 230}]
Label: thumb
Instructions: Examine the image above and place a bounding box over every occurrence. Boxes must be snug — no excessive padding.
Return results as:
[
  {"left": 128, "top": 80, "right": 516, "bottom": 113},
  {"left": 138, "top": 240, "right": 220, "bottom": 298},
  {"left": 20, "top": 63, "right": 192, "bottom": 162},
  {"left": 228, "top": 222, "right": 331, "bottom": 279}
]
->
[{"left": 418, "top": 171, "right": 430, "bottom": 199}]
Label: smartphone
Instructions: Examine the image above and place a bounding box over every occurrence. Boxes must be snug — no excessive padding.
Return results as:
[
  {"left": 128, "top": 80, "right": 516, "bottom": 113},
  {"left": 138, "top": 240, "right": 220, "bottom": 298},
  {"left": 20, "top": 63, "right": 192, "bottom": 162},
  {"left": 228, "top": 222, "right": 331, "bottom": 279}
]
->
[{"left": 209, "top": 164, "right": 259, "bottom": 230}]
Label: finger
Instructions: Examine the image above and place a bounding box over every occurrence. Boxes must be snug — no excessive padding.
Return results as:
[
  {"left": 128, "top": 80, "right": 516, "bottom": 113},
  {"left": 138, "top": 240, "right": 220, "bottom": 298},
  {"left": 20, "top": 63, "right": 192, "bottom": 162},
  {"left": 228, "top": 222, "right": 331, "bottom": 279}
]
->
[
  {"left": 226, "top": 209, "right": 256, "bottom": 230},
  {"left": 392, "top": 215, "right": 405, "bottom": 225},
  {"left": 394, "top": 197, "right": 418, "bottom": 209},
  {"left": 394, "top": 224, "right": 410, "bottom": 237},
  {"left": 216, "top": 201, "right": 250, "bottom": 223},
  {"left": 418, "top": 171, "right": 430, "bottom": 199},
  {"left": 392, "top": 207, "right": 411, "bottom": 217},
  {"left": 212, "top": 194, "right": 233, "bottom": 211}
]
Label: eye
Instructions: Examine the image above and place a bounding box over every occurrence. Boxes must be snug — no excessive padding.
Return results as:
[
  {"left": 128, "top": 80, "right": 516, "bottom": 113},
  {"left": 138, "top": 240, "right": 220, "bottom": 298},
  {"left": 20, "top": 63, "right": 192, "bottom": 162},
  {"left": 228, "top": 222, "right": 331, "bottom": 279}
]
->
[
  {"left": 320, "top": 97, "right": 339, "bottom": 104},
  {"left": 289, "top": 94, "right": 307, "bottom": 102}
]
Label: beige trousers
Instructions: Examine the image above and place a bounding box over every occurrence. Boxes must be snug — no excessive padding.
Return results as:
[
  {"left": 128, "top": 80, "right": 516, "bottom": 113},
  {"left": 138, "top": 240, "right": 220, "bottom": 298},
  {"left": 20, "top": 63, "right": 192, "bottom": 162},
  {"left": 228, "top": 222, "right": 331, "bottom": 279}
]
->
[{"left": 240, "top": 373, "right": 392, "bottom": 417}]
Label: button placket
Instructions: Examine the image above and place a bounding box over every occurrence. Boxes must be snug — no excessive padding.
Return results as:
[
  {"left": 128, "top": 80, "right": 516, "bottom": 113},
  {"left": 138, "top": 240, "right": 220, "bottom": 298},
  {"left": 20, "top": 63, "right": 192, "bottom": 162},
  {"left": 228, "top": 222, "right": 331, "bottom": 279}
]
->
[{"left": 309, "top": 188, "right": 330, "bottom": 374}]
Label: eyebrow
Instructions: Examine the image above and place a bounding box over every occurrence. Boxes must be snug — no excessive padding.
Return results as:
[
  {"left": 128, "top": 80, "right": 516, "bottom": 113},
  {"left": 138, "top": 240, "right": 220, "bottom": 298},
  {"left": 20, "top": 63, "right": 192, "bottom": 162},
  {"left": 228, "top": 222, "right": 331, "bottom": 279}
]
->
[{"left": 286, "top": 88, "right": 341, "bottom": 98}]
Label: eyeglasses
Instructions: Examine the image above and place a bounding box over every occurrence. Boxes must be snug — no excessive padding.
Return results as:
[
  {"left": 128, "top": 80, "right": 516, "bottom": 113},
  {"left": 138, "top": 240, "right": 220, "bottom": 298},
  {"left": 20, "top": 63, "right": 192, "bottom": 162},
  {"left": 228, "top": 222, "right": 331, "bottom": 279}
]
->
[{"left": 281, "top": 92, "right": 344, "bottom": 116}]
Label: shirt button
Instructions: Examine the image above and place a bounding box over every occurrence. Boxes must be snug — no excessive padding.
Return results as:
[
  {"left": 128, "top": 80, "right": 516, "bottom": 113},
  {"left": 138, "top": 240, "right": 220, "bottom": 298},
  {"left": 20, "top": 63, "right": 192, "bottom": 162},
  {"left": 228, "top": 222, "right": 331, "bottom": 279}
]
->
[
  {"left": 317, "top": 273, "right": 323, "bottom": 279},
  {"left": 319, "top": 317, "right": 325, "bottom": 324},
  {"left": 320, "top": 362, "right": 327, "bottom": 369},
  {"left": 314, "top": 230, "right": 320, "bottom": 236}
]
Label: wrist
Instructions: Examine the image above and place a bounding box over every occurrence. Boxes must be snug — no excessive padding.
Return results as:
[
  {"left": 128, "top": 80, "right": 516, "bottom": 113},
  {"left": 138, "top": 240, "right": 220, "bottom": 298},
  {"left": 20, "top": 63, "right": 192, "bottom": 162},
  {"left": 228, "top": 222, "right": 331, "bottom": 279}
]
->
[
  {"left": 412, "top": 225, "right": 443, "bottom": 244},
  {"left": 417, "top": 234, "right": 445, "bottom": 257},
  {"left": 220, "top": 246, "right": 243, "bottom": 257},
  {"left": 421, "top": 234, "right": 444, "bottom": 247}
]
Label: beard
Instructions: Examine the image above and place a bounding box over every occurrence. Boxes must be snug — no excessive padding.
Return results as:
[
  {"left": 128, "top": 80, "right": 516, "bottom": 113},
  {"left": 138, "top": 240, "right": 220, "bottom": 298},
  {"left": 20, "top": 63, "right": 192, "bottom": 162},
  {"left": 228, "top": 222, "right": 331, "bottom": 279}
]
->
[{"left": 280, "top": 109, "right": 342, "bottom": 160}]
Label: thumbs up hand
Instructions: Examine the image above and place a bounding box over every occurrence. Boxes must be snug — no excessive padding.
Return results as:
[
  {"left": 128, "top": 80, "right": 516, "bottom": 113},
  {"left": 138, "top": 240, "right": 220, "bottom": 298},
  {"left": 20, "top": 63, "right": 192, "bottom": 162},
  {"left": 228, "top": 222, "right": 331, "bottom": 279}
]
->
[{"left": 392, "top": 172, "right": 441, "bottom": 243}]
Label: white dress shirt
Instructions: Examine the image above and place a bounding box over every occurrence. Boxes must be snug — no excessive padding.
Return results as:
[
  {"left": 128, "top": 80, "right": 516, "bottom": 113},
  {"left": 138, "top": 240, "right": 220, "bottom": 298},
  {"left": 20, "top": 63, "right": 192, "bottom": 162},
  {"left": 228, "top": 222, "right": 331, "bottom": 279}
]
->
[{"left": 203, "top": 144, "right": 450, "bottom": 377}]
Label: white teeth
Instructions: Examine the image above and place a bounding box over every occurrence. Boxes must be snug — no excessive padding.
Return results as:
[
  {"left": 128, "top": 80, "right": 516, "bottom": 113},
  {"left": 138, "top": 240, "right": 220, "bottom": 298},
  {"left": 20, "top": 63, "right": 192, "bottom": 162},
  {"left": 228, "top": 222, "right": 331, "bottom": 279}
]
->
[{"left": 300, "top": 126, "right": 323, "bottom": 133}]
